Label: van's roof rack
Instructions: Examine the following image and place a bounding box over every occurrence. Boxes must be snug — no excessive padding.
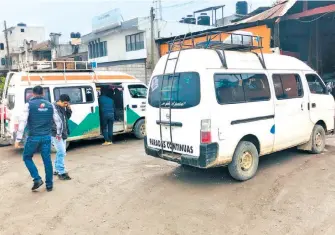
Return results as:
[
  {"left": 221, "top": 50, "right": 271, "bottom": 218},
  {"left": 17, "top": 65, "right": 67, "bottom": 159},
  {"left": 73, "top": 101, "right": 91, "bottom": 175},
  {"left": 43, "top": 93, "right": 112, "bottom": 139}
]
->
[
  {"left": 19, "top": 61, "right": 94, "bottom": 72},
  {"left": 165, "top": 31, "right": 266, "bottom": 69}
]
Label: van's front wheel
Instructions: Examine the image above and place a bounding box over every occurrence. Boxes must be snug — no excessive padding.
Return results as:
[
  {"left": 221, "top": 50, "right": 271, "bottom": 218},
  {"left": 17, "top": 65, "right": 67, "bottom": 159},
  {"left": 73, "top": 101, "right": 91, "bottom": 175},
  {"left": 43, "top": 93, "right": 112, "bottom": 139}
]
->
[
  {"left": 134, "top": 119, "right": 146, "bottom": 139},
  {"left": 228, "top": 141, "right": 259, "bottom": 181},
  {"left": 311, "top": 124, "right": 326, "bottom": 154}
]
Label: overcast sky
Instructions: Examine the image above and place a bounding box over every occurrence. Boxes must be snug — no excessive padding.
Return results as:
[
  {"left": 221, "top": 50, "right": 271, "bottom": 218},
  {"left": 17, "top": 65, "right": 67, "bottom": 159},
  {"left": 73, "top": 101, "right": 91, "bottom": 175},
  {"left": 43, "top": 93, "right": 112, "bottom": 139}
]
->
[{"left": 1, "top": 0, "right": 274, "bottom": 42}]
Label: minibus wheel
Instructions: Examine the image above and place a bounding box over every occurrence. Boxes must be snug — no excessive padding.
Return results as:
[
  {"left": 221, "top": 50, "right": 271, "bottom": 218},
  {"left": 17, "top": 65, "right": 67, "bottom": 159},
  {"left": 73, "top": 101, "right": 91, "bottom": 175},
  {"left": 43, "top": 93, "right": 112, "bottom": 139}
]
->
[
  {"left": 134, "top": 119, "right": 146, "bottom": 139},
  {"left": 311, "top": 125, "right": 326, "bottom": 154},
  {"left": 228, "top": 141, "right": 259, "bottom": 181}
]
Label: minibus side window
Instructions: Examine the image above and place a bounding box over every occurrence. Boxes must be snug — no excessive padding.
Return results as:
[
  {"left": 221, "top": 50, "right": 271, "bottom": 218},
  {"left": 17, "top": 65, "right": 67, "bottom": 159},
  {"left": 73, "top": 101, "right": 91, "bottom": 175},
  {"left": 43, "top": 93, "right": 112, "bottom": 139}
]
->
[
  {"left": 272, "top": 74, "right": 303, "bottom": 100},
  {"left": 305, "top": 74, "right": 327, "bottom": 95},
  {"left": 128, "top": 85, "right": 147, "bottom": 99},
  {"left": 25, "top": 88, "right": 51, "bottom": 103},
  {"left": 54, "top": 86, "right": 95, "bottom": 104},
  {"left": 214, "top": 73, "right": 270, "bottom": 104},
  {"left": 7, "top": 94, "right": 15, "bottom": 110}
]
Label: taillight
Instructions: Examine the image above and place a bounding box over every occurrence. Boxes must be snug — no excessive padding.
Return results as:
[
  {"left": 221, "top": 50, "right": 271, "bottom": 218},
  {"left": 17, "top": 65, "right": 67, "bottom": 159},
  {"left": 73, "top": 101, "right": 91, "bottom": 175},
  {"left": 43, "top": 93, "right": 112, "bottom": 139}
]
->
[{"left": 201, "top": 119, "right": 212, "bottom": 144}]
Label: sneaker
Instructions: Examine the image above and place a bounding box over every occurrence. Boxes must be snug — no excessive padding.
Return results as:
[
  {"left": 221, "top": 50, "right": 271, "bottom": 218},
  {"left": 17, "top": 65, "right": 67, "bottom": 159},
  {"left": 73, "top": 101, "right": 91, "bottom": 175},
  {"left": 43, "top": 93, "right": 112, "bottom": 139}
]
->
[
  {"left": 58, "top": 173, "right": 72, "bottom": 180},
  {"left": 102, "top": 141, "right": 112, "bottom": 146},
  {"left": 53, "top": 171, "right": 59, "bottom": 176},
  {"left": 32, "top": 180, "right": 44, "bottom": 191},
  {"left": 46, "top": 187, "right": 53, "bottom": 192}
]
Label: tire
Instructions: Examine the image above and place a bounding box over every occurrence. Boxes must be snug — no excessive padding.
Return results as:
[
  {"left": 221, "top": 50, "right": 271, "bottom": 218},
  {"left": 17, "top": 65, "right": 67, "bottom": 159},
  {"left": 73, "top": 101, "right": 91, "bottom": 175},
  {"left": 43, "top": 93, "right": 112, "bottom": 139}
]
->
[
  {"left": 228, "top": 141, "right": 259, "bottom": 181},
  {"left": 51, "top": 141, "right": 70, "bottom": 153},
  {"left": 310, "top": 124, "right": 326, "bottom": 154},
  {"left": 134, "top": 119, "right": 146, "bottom": 139}
]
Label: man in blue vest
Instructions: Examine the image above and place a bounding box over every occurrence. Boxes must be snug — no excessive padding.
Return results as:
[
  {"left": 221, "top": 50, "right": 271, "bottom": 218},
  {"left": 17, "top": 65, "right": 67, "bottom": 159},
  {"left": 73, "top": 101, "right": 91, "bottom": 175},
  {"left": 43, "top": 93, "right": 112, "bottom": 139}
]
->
[{"left": 15, "top": 86, "right": 62, "bottom": 192}]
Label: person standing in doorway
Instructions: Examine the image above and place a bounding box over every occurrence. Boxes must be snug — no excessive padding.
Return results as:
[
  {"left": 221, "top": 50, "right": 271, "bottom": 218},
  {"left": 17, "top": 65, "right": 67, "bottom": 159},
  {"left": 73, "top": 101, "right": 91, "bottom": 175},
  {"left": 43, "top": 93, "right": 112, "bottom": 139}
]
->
[
  {"left": 98, "top": 87, "right": 115, "bottom": 146},
  {"left": 15, "top": 86, "right": 62, "bottom": 192},
  {"left": 52, "top": 94, "right": 72, "bottom": 180}
]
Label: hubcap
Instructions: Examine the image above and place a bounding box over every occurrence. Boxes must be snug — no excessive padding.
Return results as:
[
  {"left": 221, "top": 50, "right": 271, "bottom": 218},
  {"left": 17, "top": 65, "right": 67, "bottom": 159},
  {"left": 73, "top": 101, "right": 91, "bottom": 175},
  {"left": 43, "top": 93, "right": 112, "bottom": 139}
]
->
[
  {"left": 240, "top": 151, "right": 253, "bottom": 171},
  {"left": 315, "top": 132, "right": 323, "bottom": 147},
  {"left": 140, "top": 124, "right": 146, "bottom": 136}
]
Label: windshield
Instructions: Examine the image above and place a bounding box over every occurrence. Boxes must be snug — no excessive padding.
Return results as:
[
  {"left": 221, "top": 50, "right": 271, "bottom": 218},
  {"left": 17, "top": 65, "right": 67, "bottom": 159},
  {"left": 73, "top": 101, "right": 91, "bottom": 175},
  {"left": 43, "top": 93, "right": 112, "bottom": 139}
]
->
[
  {"left": 148, "top": 72, "right": 200, "bottom": 109},
  {"left": 128, "top": 84, "right": 147, "bottom": 99}
]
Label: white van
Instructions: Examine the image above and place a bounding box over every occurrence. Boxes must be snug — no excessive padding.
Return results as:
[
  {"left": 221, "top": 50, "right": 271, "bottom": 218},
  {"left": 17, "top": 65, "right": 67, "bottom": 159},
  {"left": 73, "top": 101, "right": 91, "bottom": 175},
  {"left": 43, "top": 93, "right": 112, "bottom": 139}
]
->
[
  {"left": 145, "top": 48, "right": 335, "bottom": 181},
  {"left": 0, "top": 62, "right": 147, "bottom": 149}
]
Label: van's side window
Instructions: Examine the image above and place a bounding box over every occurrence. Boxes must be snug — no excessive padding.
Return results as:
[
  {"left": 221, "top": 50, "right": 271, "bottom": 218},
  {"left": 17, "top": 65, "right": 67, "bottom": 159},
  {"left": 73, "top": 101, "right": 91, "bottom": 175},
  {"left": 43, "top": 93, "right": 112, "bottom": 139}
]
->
[
  {"left": 306, "top": 74, "right": 327, "bottom": 95},
  {"left": 128, "top": 84, "right": 147, "bottom": 99},
  {"left": 272, "top": 74, "right": 303, "bottom": 99},
  {"left": 214, "top": 73, "right": 270, "bottom": 104},
  {"left": 54, "top": 86, "right": 95, "bottom": 104},
  {"left": 25, "top": 88, "right": 51, "bottom": 103},
  {"left": 84, "top": 87, "right": 94, "bottom": 102},
  {"left": 7, "top": 94, "right": 15, "bottom": 110}
]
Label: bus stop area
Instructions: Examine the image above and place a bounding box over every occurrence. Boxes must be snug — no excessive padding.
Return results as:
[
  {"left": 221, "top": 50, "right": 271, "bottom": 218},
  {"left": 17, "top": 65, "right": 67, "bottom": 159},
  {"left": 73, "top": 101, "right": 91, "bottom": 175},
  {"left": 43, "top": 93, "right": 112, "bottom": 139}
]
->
[{"left": 1, "top": 136, "right": 335, "bottom": 235}]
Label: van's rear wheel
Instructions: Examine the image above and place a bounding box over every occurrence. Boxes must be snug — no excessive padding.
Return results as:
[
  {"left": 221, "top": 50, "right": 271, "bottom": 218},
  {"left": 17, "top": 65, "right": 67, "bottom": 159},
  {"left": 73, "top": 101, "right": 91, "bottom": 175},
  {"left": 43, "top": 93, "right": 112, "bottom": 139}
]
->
[
  {"left": 134, "top": 119, "right": 146, "bottom": 139},
  {"left": 228, "top": 141, "right": 259, "bottom": 181},
  {"left": 310, "top": 124, "right": 326, "bottom": 154}
]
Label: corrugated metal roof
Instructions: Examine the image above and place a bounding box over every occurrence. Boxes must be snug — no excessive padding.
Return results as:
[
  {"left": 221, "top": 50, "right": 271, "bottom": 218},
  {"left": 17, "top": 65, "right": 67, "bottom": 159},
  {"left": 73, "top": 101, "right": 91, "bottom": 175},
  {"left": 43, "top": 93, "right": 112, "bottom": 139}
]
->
[
  {"left": 32, "top": 40, "right": 51, "bottom": 51},
  {"left": 235, "top": 0, "right": 297, "bottom": 24}
]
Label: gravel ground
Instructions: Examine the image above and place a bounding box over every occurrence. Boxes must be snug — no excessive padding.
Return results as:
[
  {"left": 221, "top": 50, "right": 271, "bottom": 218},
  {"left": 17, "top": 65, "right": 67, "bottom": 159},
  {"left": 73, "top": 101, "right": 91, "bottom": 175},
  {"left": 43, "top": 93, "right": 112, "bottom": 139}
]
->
[{"left": 1, "top": 136, "right": 335, "bottom": 235}]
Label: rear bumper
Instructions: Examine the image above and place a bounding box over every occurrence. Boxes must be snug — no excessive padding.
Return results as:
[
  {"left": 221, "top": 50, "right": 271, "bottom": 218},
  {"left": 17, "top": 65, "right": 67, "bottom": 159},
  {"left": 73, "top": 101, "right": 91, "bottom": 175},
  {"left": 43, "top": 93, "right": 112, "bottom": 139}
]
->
[{"left": 144, "top": 137, "right": 219, "bottom": 168}]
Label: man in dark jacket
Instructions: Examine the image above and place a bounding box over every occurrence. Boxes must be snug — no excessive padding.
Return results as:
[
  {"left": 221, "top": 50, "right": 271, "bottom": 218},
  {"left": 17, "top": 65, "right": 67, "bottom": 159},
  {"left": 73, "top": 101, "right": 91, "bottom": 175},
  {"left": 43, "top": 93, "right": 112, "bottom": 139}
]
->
[
  {"left": 15, "top": 86, "right": 62, "bottom": 192},
  {"left": 52, "top": 94, "right": 72, "bottom": 180},
  {"left": 98, "top": 87, "right": 115, "bottom": 146}
]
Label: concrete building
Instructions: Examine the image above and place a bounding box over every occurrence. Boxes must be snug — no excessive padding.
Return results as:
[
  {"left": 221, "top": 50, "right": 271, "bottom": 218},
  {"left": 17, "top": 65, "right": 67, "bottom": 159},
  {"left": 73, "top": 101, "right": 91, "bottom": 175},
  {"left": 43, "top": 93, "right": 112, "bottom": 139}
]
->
[
  {"left": 216, "top": 14, "right": 245, "bottom": 26},
  {"left": 31, "top": 33, "right": 88, "bottom": 62},
  {"left": 82, "top": 12, "right": 213, "bottom": 83},
  {"left": 0, "top": 34, "right": 7, "bottom": 73},
  {"left": 4, "top": 23, "right": 45, "bottom": 70}
]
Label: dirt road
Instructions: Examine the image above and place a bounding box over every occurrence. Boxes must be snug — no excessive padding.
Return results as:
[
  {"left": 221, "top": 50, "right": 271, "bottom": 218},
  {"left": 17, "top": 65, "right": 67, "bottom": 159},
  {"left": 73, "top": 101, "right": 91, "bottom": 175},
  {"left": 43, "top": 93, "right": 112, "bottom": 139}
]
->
[{"left": 1, "top": 136, "right": 335, "bottom": 235}]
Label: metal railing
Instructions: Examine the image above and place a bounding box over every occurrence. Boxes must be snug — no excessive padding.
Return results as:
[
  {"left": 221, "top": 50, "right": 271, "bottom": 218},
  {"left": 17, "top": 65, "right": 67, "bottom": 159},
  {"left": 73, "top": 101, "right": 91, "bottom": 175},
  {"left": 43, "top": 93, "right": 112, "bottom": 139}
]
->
[
  {"left": 19, "top": 61, "right": 93, "bottom": 72},
  {"left": 165, "top": 31, "right": 266, "bottom": 69}
]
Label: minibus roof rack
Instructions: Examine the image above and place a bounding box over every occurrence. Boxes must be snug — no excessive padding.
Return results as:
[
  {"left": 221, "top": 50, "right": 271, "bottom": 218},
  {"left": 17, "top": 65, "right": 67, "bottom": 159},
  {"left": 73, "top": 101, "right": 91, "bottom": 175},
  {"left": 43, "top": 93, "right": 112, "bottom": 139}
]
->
[
  {"left": 19, "top": 61, "right": 94, "bottom": 72},
  {"left": 165, "top": 31, "right": 266, "bottom": 69}
]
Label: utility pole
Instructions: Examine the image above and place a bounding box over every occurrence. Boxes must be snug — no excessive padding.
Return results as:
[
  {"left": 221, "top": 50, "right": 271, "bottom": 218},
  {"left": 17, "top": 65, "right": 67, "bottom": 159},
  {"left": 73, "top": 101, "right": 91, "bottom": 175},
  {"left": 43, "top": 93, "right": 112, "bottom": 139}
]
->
[
  {"left": 3, "top": 21, "right": 10, "bottom": 71},
  {"left": 158, "top": 0, "right": 163, "bottom": 20},
  {"left": 150, "top": 7, "right": 155, "bottom": 71}
]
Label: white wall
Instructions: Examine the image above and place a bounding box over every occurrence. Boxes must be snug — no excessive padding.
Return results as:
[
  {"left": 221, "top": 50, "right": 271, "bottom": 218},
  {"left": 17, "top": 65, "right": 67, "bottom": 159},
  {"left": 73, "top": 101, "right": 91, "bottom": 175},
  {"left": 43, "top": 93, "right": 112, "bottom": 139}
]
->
[
  {"left": 7, "top": 26, "right": 45, "bottom": 52},
  {"left": 86, "top": 17, "right": 213, "bottom": 64},
  {"left": 0, "top": 34, "right": 7, "bottom": 71},
  {"left": 88, "top": 27, "right": 147, "bottom": 64}
]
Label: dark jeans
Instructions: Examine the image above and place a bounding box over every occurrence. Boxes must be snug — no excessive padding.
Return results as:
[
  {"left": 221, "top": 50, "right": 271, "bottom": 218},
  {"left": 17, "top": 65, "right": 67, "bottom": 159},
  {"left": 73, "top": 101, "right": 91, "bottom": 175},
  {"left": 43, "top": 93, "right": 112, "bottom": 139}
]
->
[
  {"left": 102, "top": 116, "right": 114, "bottom": 142},
  {"left": 23, "top": 135, "right": 53, "bottom": 188}
]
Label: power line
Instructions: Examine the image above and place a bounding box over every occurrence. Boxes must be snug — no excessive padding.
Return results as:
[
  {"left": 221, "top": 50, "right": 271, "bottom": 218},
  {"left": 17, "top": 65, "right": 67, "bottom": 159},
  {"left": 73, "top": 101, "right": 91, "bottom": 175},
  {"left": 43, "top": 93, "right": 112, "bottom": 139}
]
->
[{"left": 162, "top": 1, "right": 195, "bottom": 9}]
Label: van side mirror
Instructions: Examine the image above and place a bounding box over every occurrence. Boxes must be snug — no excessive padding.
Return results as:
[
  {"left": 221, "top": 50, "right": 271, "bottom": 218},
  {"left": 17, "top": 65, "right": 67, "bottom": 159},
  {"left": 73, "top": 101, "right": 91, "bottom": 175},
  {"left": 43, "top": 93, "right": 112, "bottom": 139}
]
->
[{"left": 326, "top": 83, "right": 333, "bottom": 93}]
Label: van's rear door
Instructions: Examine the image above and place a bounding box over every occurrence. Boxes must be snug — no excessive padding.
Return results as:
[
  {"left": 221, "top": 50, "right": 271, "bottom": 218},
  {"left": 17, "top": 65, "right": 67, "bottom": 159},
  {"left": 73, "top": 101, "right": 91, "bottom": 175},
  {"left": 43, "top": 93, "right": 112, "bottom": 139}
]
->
[{"left": 146, "top": 72, "right": 202, "bottom": 156}]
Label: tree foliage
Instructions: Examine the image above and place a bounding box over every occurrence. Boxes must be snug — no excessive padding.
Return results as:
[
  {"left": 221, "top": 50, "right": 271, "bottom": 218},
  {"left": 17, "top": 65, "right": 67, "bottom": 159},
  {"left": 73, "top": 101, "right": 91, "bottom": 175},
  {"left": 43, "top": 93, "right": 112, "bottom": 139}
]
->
[{"left": 0, "top": 76, "right": 5, "bottom": 98}]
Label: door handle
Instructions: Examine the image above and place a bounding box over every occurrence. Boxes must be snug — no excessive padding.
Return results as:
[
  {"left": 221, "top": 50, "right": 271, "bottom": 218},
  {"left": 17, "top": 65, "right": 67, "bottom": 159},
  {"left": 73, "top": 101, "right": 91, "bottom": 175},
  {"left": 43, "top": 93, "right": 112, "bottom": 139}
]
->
[
  {"left": 312, "top": 103, "right": 316, "bottom": 108},
  {"left": 301, "top": 103, "right": 304, "bottom": 111},
  {"left": 91, "top": 107, "right": 94, "bottom": 113}
]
